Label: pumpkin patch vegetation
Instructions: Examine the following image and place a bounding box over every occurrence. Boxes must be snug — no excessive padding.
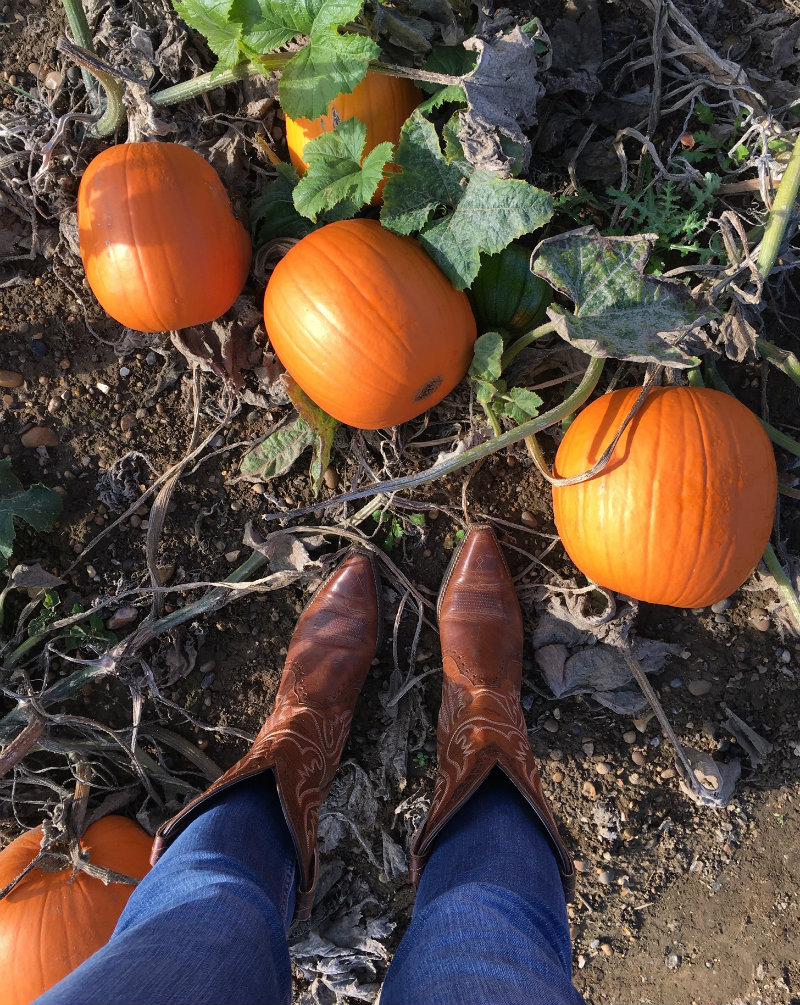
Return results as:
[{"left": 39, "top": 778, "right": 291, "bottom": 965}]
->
[
  {"left": 552, "top": 387, "right": 777, "bottom": 608},
  {"left": 78, "top": 143, "right": 251, "bottom": 333},
  {"left": 0, "top": 816, "right": 152, "bottom": 1004},
  {"left": 285, "top": 73, "right": 420, "bottom": 203},
  {"left": 263, "top": 218, "right": 477, "bottom": 429}
]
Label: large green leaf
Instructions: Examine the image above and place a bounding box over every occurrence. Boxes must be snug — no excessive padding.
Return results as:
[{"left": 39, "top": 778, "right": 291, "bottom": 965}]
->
[
  {"left": 531, "top": 227, "right": 711, "bottom": 366},
  {"left": 381, "top": 112, "right": 553, "bottom": 289},
  {"left": 0, "top": 459, "right": 63, "bottom": 570}
]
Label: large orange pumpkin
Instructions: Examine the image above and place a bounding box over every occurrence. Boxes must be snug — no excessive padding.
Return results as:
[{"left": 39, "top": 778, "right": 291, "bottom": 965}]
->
[
  {"left": 551, "top": 386, "right": 777, "bottom": 608},
  {"left": 263, "top": 219, "right": 477, "bottom": 429},
  {"left": 78, "top": 142, "right": 251, "bottom": 332},
  {"left": 285, "top": 73, "right": 419, "bottom": 202},
  {"left": 0, "top": 815, "right": 152, "bottom": 1004}
]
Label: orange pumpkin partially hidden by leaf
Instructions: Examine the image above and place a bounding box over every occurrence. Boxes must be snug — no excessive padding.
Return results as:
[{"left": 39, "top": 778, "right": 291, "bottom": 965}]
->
[
  {"left": 78, "top": 142, "right": 251, "bottom": 332},
  {"left": 0, "top": 816, "right": 152, "bottom": 1004},
  {"left": 552, "top": 386, "right": 777, "bottom": 608},
  {"left": 285, "top": 73, "right": 420, "bottom": 202},
  {"left": 263, "top": 219, "right": 477, "bottom": 429}
]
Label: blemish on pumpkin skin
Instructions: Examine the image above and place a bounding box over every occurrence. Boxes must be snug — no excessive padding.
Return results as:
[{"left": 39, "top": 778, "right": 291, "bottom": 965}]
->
[{"left": 414, "top": 377, "right": 443, "bottom": 401}]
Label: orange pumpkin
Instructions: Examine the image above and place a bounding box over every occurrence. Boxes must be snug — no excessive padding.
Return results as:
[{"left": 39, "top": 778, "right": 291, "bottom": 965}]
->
[
  {"left": 263, "top": 219, "right": 477, "bottom": 429},
  {"left": 552, "top": 386, "right": 777, "bottom": 608},
  {"left": 0, "top": 816, "right": 152, "bottom": 1004},
  {"left": 285, "top": 73, "right": 420, "bottom": 202},
  {"left": 78, "top": 142, "right": 251, "bottom": 332}
]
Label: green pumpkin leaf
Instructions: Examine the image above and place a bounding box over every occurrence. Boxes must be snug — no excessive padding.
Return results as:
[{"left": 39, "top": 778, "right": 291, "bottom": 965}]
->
[
  {"left": 502, "top": 386, "right": 543, "bottom": 424},
  {"left": 252, "top": 164, "right": 316, "bottom": 245},
  {"left": 174, "top": 0, "right": 244, "bottom": 68},
  {"left": 468, "top": 331, "right": 504, "bottom": 382},
  {"left": 0, "top": 459, "right": 63, "bottom": 571},
  {"left": 293, "top": 118, "right": 393, "bottom": 221},
  {"left": 239, "top": 417, "right": 316, "bottom": 481},
  {"left": 530, "top": 226, "right": 712, "bottom": 366},
  {"left": 286, "top": 378, "right": 339, "bottom": 495},
  {"left": 381, "top": 111, "right": 553, "bottom": 289}
]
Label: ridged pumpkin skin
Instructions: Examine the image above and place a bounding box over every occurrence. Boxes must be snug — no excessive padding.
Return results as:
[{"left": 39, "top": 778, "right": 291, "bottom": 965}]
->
[
  {"left": 264, "top": 219, "right": 477, "bottom": 429},
  {"left": 285, "top": 73, "right": 419, "bottom": 203},
  {"left": 78, "top": 142, "right": 251, "bottom": 332},
  {"left": 0, "top": 815, "right": 152, "bottom": 1004},
  {"left": 468, "top": 243, "right": 551, "bottom": 336},
  {"left": 552, "top": 387, "right": 777, "bottom": 608}
]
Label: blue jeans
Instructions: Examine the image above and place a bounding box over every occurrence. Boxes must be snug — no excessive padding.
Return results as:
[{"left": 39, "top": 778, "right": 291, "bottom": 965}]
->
[{"left": 36, "top": 772, "right": 583, "bottom": 1005}]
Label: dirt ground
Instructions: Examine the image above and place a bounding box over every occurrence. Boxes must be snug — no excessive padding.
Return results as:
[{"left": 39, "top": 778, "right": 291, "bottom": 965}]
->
[{"left": 2, "top": 0, "right": 800, "bottom": 1003}]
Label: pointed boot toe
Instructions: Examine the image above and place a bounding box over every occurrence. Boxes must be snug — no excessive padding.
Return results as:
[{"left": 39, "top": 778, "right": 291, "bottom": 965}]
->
[
  {"left": 412, "top": 526, "right": 574, "bottom": 898},
  {"left": 151, "top": 548, "right": 381, "bottom": 921}
]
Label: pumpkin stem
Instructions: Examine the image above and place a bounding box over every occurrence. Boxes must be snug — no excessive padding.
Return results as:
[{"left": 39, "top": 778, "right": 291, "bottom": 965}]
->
[
  {"left": 58, "top": 0, "right": 101, "bottom": 112},
  {"left": 755, "top": 338, "right": 800, "bottom": 390},
  {"left": 762, "top": 544, "right": 800, "bottom": 635},
  {"left": 55, "top": 37, "right": 125, "bottom": 137},
  {"left": 501, "top": 321, "right": 556, "bottom": 370},
  {"left": 756, "top": 130, "right": 800, "bottom": 281}
]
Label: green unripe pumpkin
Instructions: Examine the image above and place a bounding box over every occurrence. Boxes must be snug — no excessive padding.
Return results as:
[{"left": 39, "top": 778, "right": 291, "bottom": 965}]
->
[{"left": 468, "top": 243, "right": 551, "bottom": 337}]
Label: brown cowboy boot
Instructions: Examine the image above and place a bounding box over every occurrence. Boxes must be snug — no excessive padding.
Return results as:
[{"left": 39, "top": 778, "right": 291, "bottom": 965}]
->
[
  {"left": 409, "top": 525, "right": 575, "bottom": 899},
  {"left": 150, "top": 549, "right": 381, "bottom": 920}
]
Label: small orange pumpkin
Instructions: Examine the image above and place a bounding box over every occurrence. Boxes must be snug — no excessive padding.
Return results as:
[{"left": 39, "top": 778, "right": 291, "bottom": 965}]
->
[
  {"left": 78, "top": 142, "right": 251, "bottom": 332},
  {"left": 285, "top": 73, "right": 419, "bottom": 202},
  {"left": 0, "top": 815, "right": 152, "bottom": 1004},
  {"left": 263, "top": 219, "right": 477, "bottom": 429},
  {"left": 552, "top": 386, "right": 777, "bottom": 608}
]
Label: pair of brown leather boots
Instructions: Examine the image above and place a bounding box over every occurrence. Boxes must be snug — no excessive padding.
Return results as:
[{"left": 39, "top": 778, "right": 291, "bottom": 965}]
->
[{"left": 150, "top": 526, "right": 574, "bottom": 921}]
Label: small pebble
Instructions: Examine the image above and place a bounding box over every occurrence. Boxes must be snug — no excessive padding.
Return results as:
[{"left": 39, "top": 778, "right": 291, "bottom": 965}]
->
[
  {"left": 197, "top": 738, "right": 209, "bottom": 750},
  {"left": 145, "top": 352, "right": 158, "bottom": 365},
  {"left": 225, "top": 550, "right": 241, "bottom": 563},
  {"left": 323, "top": 466, "right": 339, "bottom": 490},
  {"left": 201, "top": 672, "right": 216, "bottom": 689},
  {"left": 595, "top": 761, "right": 610, "bottom": 775},
  {"left": 44, "top": 70, "right": 63, "bottom": 90},
  {"left": 780, "top": 650, "right": 791, "bottom": 664},
  {"left": 107, "top": 606, "right": 138, "bottom": 630},
  {"left": 666, "top": 953, "right": 681, "bottom": 970},
  {"left": 582, "top": 780, "right": 597, "bottom": 799},
  {"left": 29, "top": 339, "right": 47, "bottom": 358},
  {"left": 551, "top": 770, "right": 564, "bottom": 783},
  {"left": 203, "top": 695, "right": 212, "bottom": 707},
  {"left": 47, "top": 397, "right": 60, "bottom": 414},
  {"left": 622, "top": 730, "right": 636, "bottom": 744},
  {"left": 96, "top": 382, "right": 110, "bottom": 395},
  {"left": 129, "top": 515, "right": 141, "bottom": 529},
  {"left": 600, "top": 943, "right": 612, "bottom": 957},
  {"left": 582, "top": 741, "right": 594, "bottom": 756},
  {"left": 714, "top": 613, "right": 728, "bottom": 625},
  {"left": 543, "top": 717, "right": 559, "bottom": 734},
  {"left": 573, "top": 858, "right": 588, "bottom": 873},
  {"left": 27, "top": 62, "right": 40, "bottom": 75},
  {"left": 711, "top": 598, "right": 731, "bottom": 614},
  {"left": 750, "top": 609, "right": 770, "bottom": 632},
  {"left": 661, "top": 768, "right": 676, "bottom": 780},
  {"left": 549, "top": 748, "right": 563, "bottom": 762},
  {"left": 0, "top": 369, "right": 23, "bottom": 388},
  {"left": 687, "top": 679, "right": 712, "bottom": 697},
  {"left": 577, "top": 956, "right": 586, "bottom": 969},
  {"left": 119, "top": 366, "right": 131, "bottom": 377},
  {"left": 597, "top": 870, "right": 614, "bottom": 886},
  {"left": 631, "top": 749, "right": 646, "bottom": 766},
  {"left": 120, "top": 413, "right": 137, "bottom": 432},
  {"left": 85, "top": 564, "right": 97, "bottom": 579},
  {"left": 20, "top": 426, "right": 58, "bottom": 448},
  {"left": 520, "top": 510, "right": 538, "bottom": 527}
]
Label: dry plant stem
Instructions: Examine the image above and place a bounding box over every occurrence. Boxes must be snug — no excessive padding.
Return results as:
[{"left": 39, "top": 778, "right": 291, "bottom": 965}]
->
[
  {"left": 525, "top": 367, "right": 663, "bottom": 486},
  {"left": 58, "top": 0, "right": 99, "bottom": 109},
  {"left": 622, "top": 647, "right": 710, "bottom": 803},
  {"left": 264, "top": 357, "right": 606, "bottom": 523},
  {"left": 69, "top": 757, "right": 92, "bottom": 837},
  {"left": 756, "top": 130, "right": 800, "bottom": 280},
  {"left": 55, "top": 37, "right": 124, "bottom": 137},
  {"left": 763, "top": 544, "right": 800, "bottom": 635}
]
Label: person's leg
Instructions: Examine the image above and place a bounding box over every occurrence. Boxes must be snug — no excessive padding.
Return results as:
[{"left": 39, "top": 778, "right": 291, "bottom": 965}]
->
[
  {"left": 36, "top": 776, "right": 297, "bottom": 1005},
  {"left": 381, "top": 770, "right": 583, "bottom": 1005}
]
